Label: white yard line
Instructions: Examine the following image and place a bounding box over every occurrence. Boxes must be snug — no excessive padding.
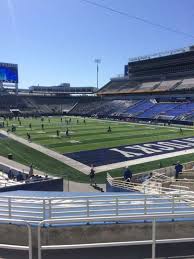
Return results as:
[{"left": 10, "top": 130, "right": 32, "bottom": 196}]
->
[{"left": 88, "top": 117, "right": 194, "bottom": 131}]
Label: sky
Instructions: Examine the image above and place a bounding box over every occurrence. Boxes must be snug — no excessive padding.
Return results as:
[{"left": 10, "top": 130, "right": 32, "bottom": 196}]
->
[{"left": 1, "top": 0, "right": 194, "bottom": 89}]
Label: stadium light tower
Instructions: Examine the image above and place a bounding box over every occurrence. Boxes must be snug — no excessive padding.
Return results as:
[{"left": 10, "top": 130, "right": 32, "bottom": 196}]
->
[{"left": 94, "top": 59, "right": 101, "bottom": 89}]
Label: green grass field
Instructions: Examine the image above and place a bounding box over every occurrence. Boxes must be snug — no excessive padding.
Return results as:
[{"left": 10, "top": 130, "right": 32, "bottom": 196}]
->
[{"left": 0, "top": 116, "right": 194, "bottom": 183}]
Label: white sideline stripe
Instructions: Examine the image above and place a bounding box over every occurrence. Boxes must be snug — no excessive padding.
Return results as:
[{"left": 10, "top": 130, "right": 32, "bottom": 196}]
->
[
  {"left": 0, "top": 130, "right": 90, "bottom": 175},
  {"left": 90, "top": 117, "right": 194, "bottom": 131}
]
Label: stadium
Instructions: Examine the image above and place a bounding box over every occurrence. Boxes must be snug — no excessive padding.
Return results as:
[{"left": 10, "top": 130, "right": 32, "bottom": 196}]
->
[{"left": 1, "top": 44, "right": 194, "bottom": 258}]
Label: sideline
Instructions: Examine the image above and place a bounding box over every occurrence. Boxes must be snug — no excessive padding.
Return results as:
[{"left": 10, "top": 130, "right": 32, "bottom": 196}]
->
[{"left": 0, "top": 130, "right": 90, "bottom": 175}]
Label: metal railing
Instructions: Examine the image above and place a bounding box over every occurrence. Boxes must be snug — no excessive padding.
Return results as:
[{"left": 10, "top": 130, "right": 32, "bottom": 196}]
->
[
  {"left": 0, "top": 219, "right": 32, "bottom": 259},
  {"left": 37, "top": 212, "right": 194, "bottom": 259},
  {"left": 0, "top": 192, "right": 194, "bottom": 222},
  {"left": 107, "top": 173, "right": 194, "bottom": 195}
]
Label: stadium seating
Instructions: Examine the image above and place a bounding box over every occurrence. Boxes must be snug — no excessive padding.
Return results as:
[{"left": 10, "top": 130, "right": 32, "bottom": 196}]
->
[
  {"left": 135, "top": 81, "right": 160, "bottom": 92},
  {"left": 164, "top": 102, "right": 194, "bottom": 118},
  {"left": 175, "top": 78, "right": 194, "bottom": 90},
  {"left": 124, "top": 100, "right": 155, "bottom": 117},
  {"left": 153, "top": 80, "right": 181, "bottom": 92},
  {"left": 138, "top": 103, "right": 179, "bottom": 119},
  {"left": 98, "top": 77, "right": 194, "bottom": 95}
]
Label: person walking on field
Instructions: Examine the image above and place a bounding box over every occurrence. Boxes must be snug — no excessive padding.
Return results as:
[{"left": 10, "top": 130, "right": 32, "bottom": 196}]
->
[
  {"left": 107, "top": 126, "right": 112, "bottom": 133},
  {"left": 89, "top": 165, "right": 96, "bottom": 186},
  {"left": 66, "top": 128, "right": 69, "bottom": 137},
  {"left": 180, "top": 128, "right": 183, "bottom": 135}
]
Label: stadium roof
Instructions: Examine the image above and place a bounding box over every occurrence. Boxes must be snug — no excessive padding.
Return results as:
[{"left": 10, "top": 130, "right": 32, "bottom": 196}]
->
[{"left": 128, "top": 45, "right": 194, "bottom": 63}]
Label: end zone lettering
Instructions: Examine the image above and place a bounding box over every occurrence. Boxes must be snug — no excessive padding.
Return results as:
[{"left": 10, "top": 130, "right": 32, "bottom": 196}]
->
[{"left": 65, "top": 137, "right": 194, "bottom": 167}]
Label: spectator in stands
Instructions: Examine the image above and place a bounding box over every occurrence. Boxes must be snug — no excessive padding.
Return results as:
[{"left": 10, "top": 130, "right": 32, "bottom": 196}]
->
[
  {"left": 123, "top": 166, "right": 132, "bottom": 182},
  {"left": 8, "top": 169, "right": 14, "bottom": 179},
  {"left": 174, "top": 161, "right": 183, "bottom": 180},
  {"left": 29, "top": 164, "right": 34, "bottom": 178},
  {"left": 89, "top": 165, "right": 96, "bottom": 186},
  {"left": 107, "top": 126, "right": 112, "bottom": 133},
  {"left": 16, "top": 171, "right": 24, "bottom": 182}
]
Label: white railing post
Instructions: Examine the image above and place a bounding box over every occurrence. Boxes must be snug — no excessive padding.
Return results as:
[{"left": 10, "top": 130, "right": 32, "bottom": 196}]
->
[
  {"left": 38, "top": 223, "right": 42, "bottom": 259},
  {"left": 144, "top": 195, "right": 147, "bottom": 216},
  {"left": 172, "top": 194, "right": 175, "bottom": 215},
  {"left": 28, "top": 223, "right": 33, "bottom": 259},
  {"left": 8, "top": 197, "right": 11, "bottom": 219},
  {"left": 116, "top": 197, "right": 119, "bottom": 216},
  {"left": 86, "top": 199, "right": 90, "bottom": 217},
  {"left": 48, "top": 199, "right": 52, "bottom": 219},
  {"left": 152, "top": 218, "right": 156, "bottom": 259},
  {"left": 43, "top": 199, "right": 46, "bottom": 220}
]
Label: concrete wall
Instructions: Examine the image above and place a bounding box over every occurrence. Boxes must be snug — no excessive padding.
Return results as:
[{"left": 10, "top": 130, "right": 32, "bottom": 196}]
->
[
  {"left": 0, "top": 161, "right": 63, "bottom": 192},
  {"left": 0, "top": 178, "right": 64, "bottom": 192},
  {"left": 1, "top": 220, "right": 194, "bottom": 248}
]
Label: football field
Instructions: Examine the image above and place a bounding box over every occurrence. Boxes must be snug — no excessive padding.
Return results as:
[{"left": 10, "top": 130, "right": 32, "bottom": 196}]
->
[
  {"left": 1, "top": 116, "right": 194, "bottom": 183},
  {"left": 5, "top": 116, "right": 194, "bottom": 154}
]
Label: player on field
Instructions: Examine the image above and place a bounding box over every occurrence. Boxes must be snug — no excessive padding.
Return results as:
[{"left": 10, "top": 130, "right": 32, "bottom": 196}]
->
[
  {"left": 180, "top": 128, "right": 183, "bottom": 135},
  {"left": 107, "top": 126, "right": 112, "bottom": 133},
  {"left": 27, "top": 132, "right": 31, "bottom": 141},
  {"left": 66, "top": 128, "right": 69, "bottom": 136}
]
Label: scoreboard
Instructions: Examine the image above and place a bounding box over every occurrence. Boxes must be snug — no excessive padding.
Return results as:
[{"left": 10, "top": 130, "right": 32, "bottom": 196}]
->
[{"left": 0, "top": 63, "right": 18, "bottom": 83}]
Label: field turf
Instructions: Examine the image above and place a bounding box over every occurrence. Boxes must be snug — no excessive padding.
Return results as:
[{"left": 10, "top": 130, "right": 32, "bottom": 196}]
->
[
  {"left": 0, "top": 116, "right": 194, "bottom": 183},
  {"left": 5, "top": 116, "right": 194, "bottom": 153}
]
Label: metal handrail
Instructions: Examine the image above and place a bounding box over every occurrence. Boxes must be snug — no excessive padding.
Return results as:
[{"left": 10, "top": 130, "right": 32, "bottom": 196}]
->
[
  {"left": 0, "top": 192, "right": 193, "bottom": 222},
  {"left": 0, "top": 218, "right": 32, "bottom": 259},
  {"left": 37, "top": 212, "right": 194, "bottom": 259}
]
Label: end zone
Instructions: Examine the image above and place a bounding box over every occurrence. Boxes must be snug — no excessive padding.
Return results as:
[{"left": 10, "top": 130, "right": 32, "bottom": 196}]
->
[{"left": 65, "top": 137, "right": 194, "bottom": 173}]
